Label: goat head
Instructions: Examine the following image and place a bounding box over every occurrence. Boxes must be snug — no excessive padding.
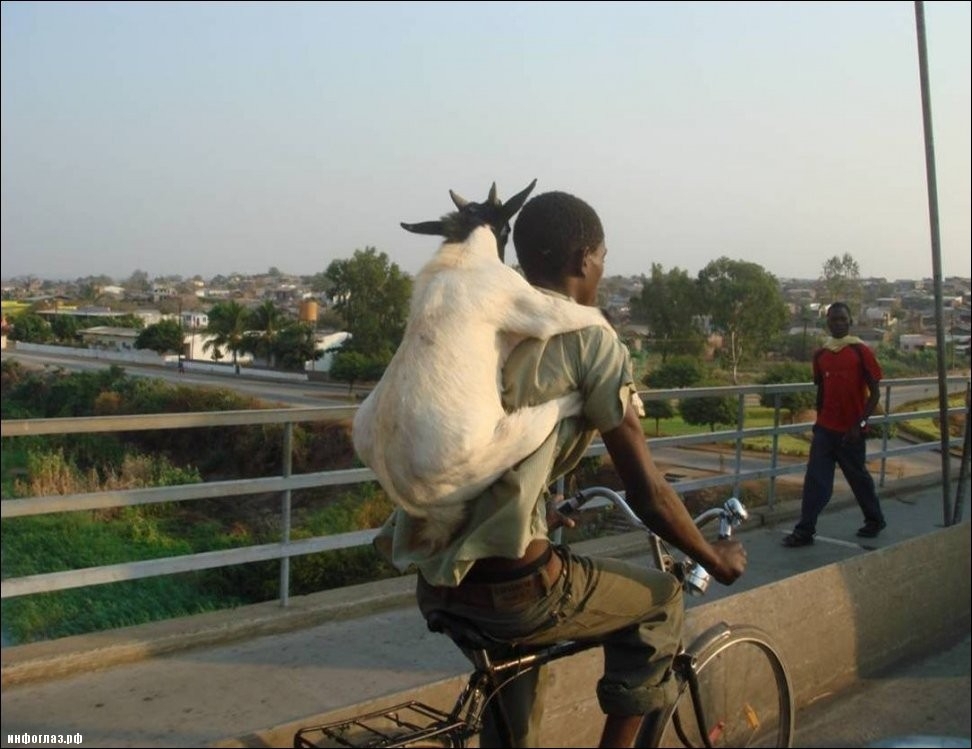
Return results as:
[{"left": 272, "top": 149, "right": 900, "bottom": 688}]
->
[{"left": 401, "top": 179, "right": 537, "bottom": 261}]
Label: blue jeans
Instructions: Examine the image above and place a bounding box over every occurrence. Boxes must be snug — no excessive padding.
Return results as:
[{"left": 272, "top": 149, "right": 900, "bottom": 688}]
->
[
  {"left": 416, "top": 546, "right": 683, "bottom": 747},
  {"left": 794, "top": 424, "right": 885, "bottom": 537}
]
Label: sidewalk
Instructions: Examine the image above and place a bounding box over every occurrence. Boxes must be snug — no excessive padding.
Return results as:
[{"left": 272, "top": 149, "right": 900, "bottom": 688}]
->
[{"left": 1, "top": 475, "right": 969, "bottom": 748}]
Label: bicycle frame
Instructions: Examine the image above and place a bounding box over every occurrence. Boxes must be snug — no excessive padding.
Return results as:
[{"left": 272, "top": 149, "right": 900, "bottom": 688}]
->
[{"left": 293, "top": 489, "right": 775, "bottom": 749}]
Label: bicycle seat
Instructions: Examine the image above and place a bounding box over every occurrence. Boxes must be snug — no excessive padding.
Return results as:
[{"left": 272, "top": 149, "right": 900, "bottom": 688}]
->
[{"left": 425, "top": 610, "right": 510, "bottom": 651}]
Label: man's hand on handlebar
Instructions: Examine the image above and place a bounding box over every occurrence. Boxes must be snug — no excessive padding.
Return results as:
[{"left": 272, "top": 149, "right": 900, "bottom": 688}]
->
[{"left": 709, "top": 539, "right": 747, "bottom": 586}]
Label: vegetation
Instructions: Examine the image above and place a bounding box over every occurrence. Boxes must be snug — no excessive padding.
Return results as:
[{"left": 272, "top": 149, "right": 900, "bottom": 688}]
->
[
  {"left": 204, "top": 300, "right": 250, "bottom": 373},
  {"left": 630, "top": 264, "right": 705, "bottom": 361},
  {"left": 135, "top": 318, "right": 185, "bottom": 355},
  {"left": 758, "top": 362, "right": 816, "bottom": 423},
  {"left": 0, "top": 362, "right": 376, "bottom": 643},
  {"left": 696, "top": 257, "right": 789, "bottom": 384},
  {"left": 325, "top": 247, "right": 412, "bottom": 386},
  {"left": 820, "top": 253, "right": 863, "bottom": 317},
  {"left": 678, "top": 395, "right": 737, "bottom": 432}
]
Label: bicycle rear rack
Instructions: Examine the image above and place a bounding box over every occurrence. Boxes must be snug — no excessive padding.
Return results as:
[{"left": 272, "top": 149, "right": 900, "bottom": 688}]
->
[{"left": 293, "top": 700, "right": 463, "bottom": 748}]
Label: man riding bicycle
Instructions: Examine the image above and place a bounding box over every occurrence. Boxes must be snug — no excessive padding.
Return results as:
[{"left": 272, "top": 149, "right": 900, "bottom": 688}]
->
[{"left": 374, "top": 190, "right": 747, "bottom": 748}]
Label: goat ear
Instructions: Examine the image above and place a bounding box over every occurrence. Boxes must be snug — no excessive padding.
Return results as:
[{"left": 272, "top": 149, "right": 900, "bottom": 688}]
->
[
  {"left": 487, "top": 182, "right": 500, "bottom": 206},
  {"left": 449, "top": 190, "right": 469, "bottom": 209},
  {"left": 400, "top": 221, "right": 445, "bottom": 236},
  {"left": 500, "top": 178, "right": 538, "bottom": 222}
]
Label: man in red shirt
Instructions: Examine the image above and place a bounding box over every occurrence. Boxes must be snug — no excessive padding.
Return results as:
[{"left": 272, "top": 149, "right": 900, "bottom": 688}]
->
[{"left": 782, "top": 302, "right": 886, "bottom": 547}]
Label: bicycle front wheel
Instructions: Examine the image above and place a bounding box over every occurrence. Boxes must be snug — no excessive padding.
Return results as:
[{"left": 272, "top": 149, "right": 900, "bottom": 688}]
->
[{"left": 638, "top": 623, "right": 794, "bottom": 748}]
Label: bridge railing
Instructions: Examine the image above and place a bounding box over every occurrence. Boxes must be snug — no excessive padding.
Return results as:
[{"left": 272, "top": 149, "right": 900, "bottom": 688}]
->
[{"left": 2, "top": 376, "right": 967, "bottom": 605}]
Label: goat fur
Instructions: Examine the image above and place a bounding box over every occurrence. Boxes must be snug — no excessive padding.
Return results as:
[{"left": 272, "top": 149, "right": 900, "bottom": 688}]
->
[{"left": 352, "top": 193, "right": 613, "bottom": 546}]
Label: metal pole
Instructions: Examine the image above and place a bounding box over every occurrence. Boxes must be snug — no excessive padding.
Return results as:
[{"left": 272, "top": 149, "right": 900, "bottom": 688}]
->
[
  {"left": 733, "top": 393, "right": 745, "bottom": 499},
  {"left": 769, "top": 392, "right": 781, "bottom": 510},
  {"left": 913, "top": 1, "right": 952, "bottom": 525},
  {"left": 279, "top": 422, "right": 293, "bottom": 606},
  {"left": 952, "top": 381, "right": 970, "bottom": 525}
]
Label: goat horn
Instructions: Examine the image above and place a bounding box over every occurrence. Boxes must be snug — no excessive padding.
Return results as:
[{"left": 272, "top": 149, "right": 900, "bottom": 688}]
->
[
  {"left": 487, "top": 182, "right": 500, "bottom": 206},
  {"left": 400, "top": 220, "right": 445, "bottom": 236},
  {"left": 500, "top": 178, "right": 538, "bottom": 222},
  {"left": 449, "top": 190, "right": 469, "bottom": 209}
]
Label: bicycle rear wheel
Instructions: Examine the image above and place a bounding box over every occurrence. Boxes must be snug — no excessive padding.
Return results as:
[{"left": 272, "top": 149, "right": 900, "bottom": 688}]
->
[{"left": 637, "top": 623, "right": 793, "bottom": 748}]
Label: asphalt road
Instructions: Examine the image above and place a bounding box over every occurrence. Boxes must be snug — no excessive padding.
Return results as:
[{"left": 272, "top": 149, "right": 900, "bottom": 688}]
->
[{"left": 1, "top": 349, "right": 362, "bottom": 407}]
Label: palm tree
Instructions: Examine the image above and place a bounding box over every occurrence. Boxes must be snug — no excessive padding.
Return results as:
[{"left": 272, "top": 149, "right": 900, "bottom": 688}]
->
[
  {"left": 248, "top": 300, "right": 284, "bottom": 368},
  {"left": 203, "top": 300, "right": 249, "bottom": 374}
]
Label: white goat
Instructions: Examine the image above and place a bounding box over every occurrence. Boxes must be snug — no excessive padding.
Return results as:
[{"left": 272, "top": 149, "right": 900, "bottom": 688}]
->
[{"left": 351, "top": 180, "right": 613, "bottom": 545}]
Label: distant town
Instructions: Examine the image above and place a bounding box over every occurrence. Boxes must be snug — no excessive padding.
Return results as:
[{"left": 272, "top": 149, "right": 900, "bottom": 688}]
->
[{"left": 2, "top": 267, "right": 970, "bottom": 375}]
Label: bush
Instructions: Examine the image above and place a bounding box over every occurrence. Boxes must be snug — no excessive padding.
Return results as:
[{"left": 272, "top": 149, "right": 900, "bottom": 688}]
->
[{"left": 758, "top": 362, "right": 815, "bottom": 422}]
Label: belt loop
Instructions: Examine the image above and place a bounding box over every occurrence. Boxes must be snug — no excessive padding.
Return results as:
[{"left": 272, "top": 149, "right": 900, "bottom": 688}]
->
[{"left": 539, "top": 547, "right": 561, "bottom": 594}]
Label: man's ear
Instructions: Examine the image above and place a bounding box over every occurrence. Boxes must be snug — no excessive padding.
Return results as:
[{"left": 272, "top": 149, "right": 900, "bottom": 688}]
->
[
  {"left": 578, "top": 246, "right": 598, "bottom": 277},
  {"left": 567, "top": 249, "right": 587, "bottom": 277}
]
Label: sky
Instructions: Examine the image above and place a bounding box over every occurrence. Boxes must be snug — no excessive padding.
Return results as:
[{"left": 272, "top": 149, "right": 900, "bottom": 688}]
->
[{"left": 1, "top": 1, "right": 970, "bottom": 285}]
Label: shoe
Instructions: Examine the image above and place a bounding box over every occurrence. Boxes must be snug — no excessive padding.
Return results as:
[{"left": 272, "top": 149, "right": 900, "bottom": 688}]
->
[
  {"left": 856, "top": 520, "right": 887, "bottom": 538},
  {"left": 781, "top": 532, "right": 814, "bottom": 548}
]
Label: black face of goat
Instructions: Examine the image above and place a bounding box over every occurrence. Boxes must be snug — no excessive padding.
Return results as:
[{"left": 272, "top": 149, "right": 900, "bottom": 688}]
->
[{"left": 401, "top": 179, "right": 537, "bottom": 262}]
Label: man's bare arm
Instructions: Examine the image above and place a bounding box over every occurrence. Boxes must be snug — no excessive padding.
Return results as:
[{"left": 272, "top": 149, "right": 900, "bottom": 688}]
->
[{"left": 600, "top": 405, "right": 747, "bottom": 585}]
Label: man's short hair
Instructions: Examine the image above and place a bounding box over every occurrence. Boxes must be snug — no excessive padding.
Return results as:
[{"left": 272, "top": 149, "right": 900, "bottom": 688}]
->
[
  {"left": 513, "top": 191, "right": 604, "bottom": 284},
  {"left": 827, "top": 302, "right": 853, "bottom": 318}
]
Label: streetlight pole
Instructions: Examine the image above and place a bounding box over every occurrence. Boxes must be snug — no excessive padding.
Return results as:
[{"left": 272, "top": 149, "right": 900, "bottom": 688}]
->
[{"left": 177, "top": 299, "right": 187, "bottom": 374}]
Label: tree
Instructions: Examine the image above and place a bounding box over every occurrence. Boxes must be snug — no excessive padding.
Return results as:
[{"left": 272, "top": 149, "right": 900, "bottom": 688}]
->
[
  {"left": 329, "top": 351, "right": 374, "bottom": 395},
  {"left": 9, "top": 312, "right": 53, "bottom": 343},
  {"left": 124, "top": 270, "right": 151, "bottom": 294},
  {"left": 246, "top": 300, "right": 284, "bottom": 368},
  {"left": 273, "top": 321, "right": 322, "bottom": 372},
  {"left": 325, "top": 248, "right": 412, "bottom": 361},
  {"left": 678, "top": 395, "right": 736, "bottom": 432},
  {"left": 49, "top": 314, "right": 80, "bottom": 343},
  {"left": 204, "top": 300, "right": 250, "bottom": 374},
  {"left": 758, "top": 362, "right": 815, "bottom": 423},
  {"left": 135, "top": 319, "right": 185, "bottom": 356},
  {"left": 643, "top": 399, "right": 674, "bottom": 436},
  {"left": 696, "top": 258, "right": 788, "bottom": 384},
  {"left": 820, "top": 253, "right": 862, "bottom": 317},
  {"left": 307, "top": 271, "right": 335, "bottom": 295},
  {"left": 631, "top": 264, "right": 704, "bottom": 361},
  {"left": 642, "top": 356, "right": 703, "bottom": 389}
]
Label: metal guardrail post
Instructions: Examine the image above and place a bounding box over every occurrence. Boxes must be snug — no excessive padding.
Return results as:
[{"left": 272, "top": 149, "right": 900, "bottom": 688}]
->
[
  {"left": 952, "top": 381, "right": 971, "bottom": 525},
  {"left": 879, "top": 383, "right": 892, "bottom": 487},
  {"left": 733, "top": 393, "right": 745, "bottom": 498},
  {"left": 280, "top": 421, "right": 293, "bottom": 607},
  {"left": 769, "top": 392, "right": 782, "bottom": 510}
]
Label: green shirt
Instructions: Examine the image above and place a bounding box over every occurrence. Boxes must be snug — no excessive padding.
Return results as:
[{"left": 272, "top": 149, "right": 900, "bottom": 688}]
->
[{"left": 374, "top": 295, "right": 640, "bottom": 587}]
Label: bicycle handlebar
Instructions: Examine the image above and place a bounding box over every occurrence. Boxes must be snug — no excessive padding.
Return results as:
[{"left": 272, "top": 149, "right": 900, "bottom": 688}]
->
[{"left": 556, "top": 486, "right": 748, "bottom": 595}]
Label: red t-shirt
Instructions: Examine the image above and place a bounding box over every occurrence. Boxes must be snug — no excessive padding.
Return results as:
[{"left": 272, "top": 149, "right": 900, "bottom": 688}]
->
[{"left": 813, "top": 344, "right": 883, "bottom": 433}]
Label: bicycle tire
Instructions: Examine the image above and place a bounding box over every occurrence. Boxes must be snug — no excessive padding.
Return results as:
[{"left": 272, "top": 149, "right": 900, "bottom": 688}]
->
[{"left": 636, "top": 623, "right": 794, "bottom": 748}]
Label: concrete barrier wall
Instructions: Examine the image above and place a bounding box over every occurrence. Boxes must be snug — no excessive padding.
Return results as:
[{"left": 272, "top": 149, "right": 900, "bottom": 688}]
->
[{"left": 224, "top": 521, "right": 971, "bottom": 748}]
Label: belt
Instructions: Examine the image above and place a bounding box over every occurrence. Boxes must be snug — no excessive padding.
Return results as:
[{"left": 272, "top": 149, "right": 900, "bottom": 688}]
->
[{"left": 432, "top": 546, "right": 563, "bottom": 611}]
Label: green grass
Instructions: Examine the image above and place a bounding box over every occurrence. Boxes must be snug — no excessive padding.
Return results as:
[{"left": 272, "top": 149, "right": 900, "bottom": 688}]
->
[
  {"left": 0, "top": 510, "right": 248, "bottom": 642},
  {"left": 895, "top": 392, "right": 966, "bottom": 442},
  {"left": 642, "top": 406, "right": 813, "bottom": 457},
  {"left": 0, "top": 439, "right": 30, "bottom": 497}
]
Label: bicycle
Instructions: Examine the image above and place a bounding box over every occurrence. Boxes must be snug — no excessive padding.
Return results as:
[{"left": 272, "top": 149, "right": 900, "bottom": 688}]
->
[{"left": 293, "top": 487, "right": 794, "bottom": 748}]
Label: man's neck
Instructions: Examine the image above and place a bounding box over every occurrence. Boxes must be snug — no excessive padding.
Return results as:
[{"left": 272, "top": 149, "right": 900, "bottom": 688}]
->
[{"left": 531, "top": 278, "right": 573, "bottom": 299}]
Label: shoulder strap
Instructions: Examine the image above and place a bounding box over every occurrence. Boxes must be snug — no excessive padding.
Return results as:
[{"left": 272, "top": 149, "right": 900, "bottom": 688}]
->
[{"left": 851, "top": 343, "right": 876, "bottom": 387}]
